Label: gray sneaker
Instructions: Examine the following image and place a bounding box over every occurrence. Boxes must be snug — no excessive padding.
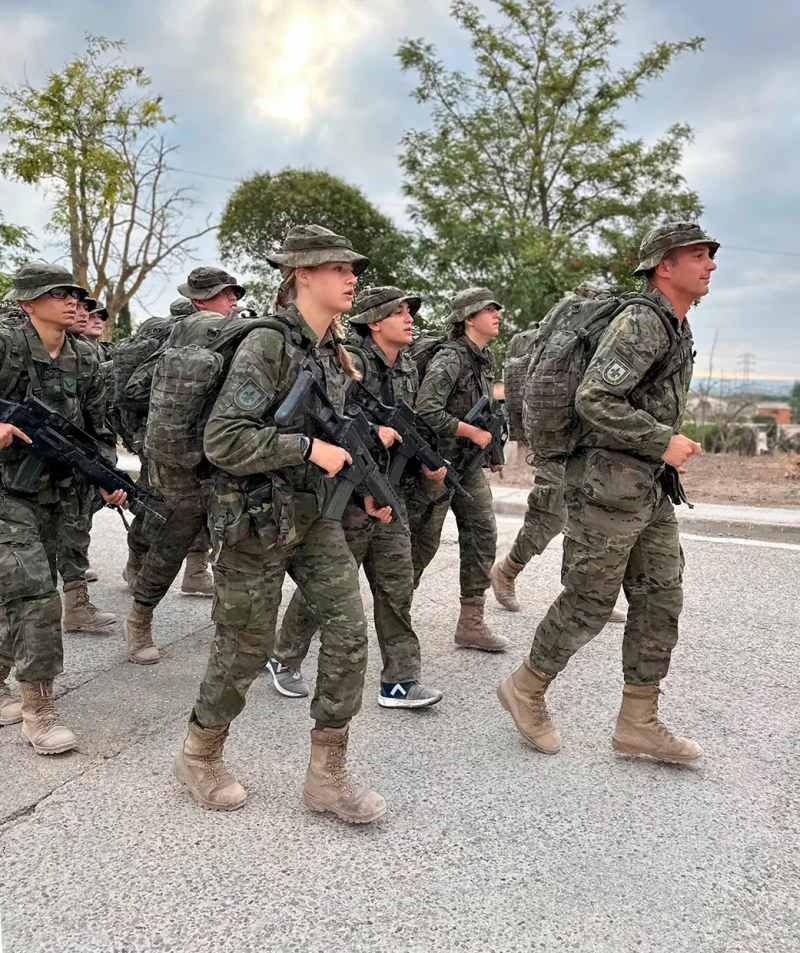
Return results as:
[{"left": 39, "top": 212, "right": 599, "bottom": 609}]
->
[
  {"left": 378, "top": 681, "right": 443, "bottom": 709},
  {"left": 267, "top": 658, "right": 309, "bottom": 698}
]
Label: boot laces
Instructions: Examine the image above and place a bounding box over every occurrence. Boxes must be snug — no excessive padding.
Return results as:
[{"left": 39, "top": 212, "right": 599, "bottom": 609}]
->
[
  {"left": 37, "top": 691, "right": 59, "bottom": 731},
  {"left": 525, "top": 693, "right": 550, "bottom": 726},
  {"left": 327, "top": 744, "right": 358, "bottom": 795}
]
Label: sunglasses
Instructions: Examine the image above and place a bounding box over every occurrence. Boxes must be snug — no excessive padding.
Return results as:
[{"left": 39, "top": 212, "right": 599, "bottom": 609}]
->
[{"left": 46, "top": 288, "right": 85, "bottom": 301}]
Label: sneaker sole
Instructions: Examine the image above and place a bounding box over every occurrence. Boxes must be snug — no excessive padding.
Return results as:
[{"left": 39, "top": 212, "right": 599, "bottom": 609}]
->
[
  {"left": 267, "top": 665, "right": 309, "bottom": 698},
  {"left": 496, "top": 683, "right": 560, "bottom": 754},
  {"left": 303, "top": 791, "right": 387, "bottom": 824},
  {"left": 378, "top": 694, "right": 443, "bottom": 709},
  {"left": 173, "top": 759, "right": 247, "bottom": 811},
  {"left": 611, "top": 737, "right": 702, "bottom": 764}
]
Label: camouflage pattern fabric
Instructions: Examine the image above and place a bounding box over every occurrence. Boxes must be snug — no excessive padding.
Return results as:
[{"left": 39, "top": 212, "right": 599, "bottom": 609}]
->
[
  {"left": 348, "top": 285, "right": 421, "bottom": 325},
  {"left": 266, "top": 224, "right": 369, "bottom": 276},
  {"left": 12, "top": 262, "right": 87, "bottom": 301},
  {"left": 445, "top": 287, "right": 501, "bottom": 325},
  {"left": 527, "top": 288, "right": 695, "bottom": 684},
  {"left": 507, "top": 457, "right": 568, "bottom": 567},
  {"left": 56, "top": 478, "right": 103, "bottom": 584},
  {"left": 633, "top": 222, "right": 719, "bottom": 276},
  {"left": 177, "top": 266, "right": 245, "bottom": 301},
  {"left": 194, "top": 303, "right": 368, "bottom": 729}
]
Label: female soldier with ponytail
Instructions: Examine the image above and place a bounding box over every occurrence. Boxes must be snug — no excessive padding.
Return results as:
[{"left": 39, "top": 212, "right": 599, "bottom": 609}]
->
[{"left": 174, "top": 225, "right": 388, "bottom": 824}]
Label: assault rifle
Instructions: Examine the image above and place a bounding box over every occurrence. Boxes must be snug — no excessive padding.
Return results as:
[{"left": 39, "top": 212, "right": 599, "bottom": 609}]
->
[
  {"left": 350, "top": 381, "right": 471, "bottom": 500},
  {"left": 274, "top": 369, "right": 404, "bottom": 521},
  {"left": 460, "top": 395, "right": 508, "bottom": 477},
  {"left": 0, "top": 395, "right": 167, "bottom": 524}
]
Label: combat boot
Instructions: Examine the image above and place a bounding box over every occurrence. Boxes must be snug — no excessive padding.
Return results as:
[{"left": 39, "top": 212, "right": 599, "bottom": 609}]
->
[
  {"left": 19, "top": 681, "right": 77, "bottom": 755},
  {"left": 125, "top": 603, "right": 159, "bottom": 665},
  {"left": 490, "top": 555, "right": 524, "bottom": 612},
  {"left": 304, "top": 726, "right": 387, "bottom": 824},
  {"left": 497, "top": 660, "right": 561, "bottom": 753},
  {"left": 609, "top": 605, "right": 627, "bottom": 624},
  {"left": 455, "top": 595, "right": 509, "bottom": 652},
  {"left": 612, "top": 684, "right": 703, "bottom": 764},
  {"left": 0, "top": 665, "right": 22, "bottom": 726},
  {"left": 180, "top": 552, "right": 214, "bottom": 597},
  {"left": 62, "top": 580, "right": 116, "bottom": 632},
  {"left": 122, "top": 549, "right": 145, "bottom": 595},
  {"left": 174, "top": 718, "right": 247, "bottom": 811},
  {"left": 84, "top": 567, "right": 99, "bottom": 583}
]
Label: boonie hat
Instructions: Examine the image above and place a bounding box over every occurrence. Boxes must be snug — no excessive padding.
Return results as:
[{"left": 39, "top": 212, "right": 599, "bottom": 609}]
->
[
  {"left": 349, "top": 286, "right": 421, "bottom": 325},
  {"left": 266, "top": 225, "right": 369, "bottom": 277},
  {"left": 633, "top": 222, "right": 720, "bottom": 276}
]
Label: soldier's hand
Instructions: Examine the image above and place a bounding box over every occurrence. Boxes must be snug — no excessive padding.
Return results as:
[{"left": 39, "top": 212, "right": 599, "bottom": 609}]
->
[
  {"left": 490, "top": 464, "right": 504, "bottom": 473},
  {"left": 101, "top": 488, "right": 128, "bottom": 509},
  {"left": 0, "top": 423, "right": 32, "bottom": 449},
  {"left": 661, "top": 434, "right": 702, "bottom": 468},
  {"left": 377, "top": 426, "right": 402, "bottom": 448},
  {"left": 363, "top": 495, "right": 393, "bottom": 523},
  {"left": 465, "top": 425, "right": 492, "bottom": 449},
  {"left": 421, "top": 464, "right": 447, "bottom": 484},
  {"left": 309, "top": 439, "right": 352, "bottom": 478}
]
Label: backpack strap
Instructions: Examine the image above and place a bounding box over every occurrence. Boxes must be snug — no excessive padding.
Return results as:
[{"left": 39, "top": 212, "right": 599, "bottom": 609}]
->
[
  {"left": 0, "top": 326, "right": 27, "bottom": 399},
  {"left": 617, "top": 296, "right": 680, "bottom": 403}
]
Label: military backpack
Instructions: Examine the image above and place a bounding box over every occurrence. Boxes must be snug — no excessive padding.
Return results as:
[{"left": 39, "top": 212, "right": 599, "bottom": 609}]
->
[
  {"left": 113, "top": 317, "right": 174, "bottom": 414},
  {"left": 522, "top": 293, "right": 678, "bottom": 455},
  {"left": 503, "top": 327, "right": 540, "bottom": 444}
]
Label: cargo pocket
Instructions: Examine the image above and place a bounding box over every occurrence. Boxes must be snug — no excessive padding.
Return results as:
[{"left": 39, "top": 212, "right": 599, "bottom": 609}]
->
[
  {"left": 583, "top": 449, "right": 657, "bottom": 513},
  {"left": 0, "top": 497, "right": 56, "bottom": 601}
]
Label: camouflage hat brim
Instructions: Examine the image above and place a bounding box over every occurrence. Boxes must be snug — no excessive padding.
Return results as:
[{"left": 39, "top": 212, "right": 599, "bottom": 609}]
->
[
  {"left": 177, "top": 281, "right": 246, "bottom": 301},
  {"left": 16, "top": 282, "right": 89, "bottom": 302},
  {"left": 349, "top": 294, "right": 421, "bottom": 325},
  {"left": 446, "top": 298, "right": 502, "bottom": 325},
  {"left": 266, "top": 247, "right": 370, "bottom": 277},
  {"left": 89, "top": 307, "right": 109, "bottom": 321},
  {"left": 633, "top": 237, "right": 720, "bottom": 276}
]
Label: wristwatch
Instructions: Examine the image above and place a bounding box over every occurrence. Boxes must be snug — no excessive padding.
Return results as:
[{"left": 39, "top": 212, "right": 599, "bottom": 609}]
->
[{"left": 299, "top": 435, "right": 313, "bottom": 460}]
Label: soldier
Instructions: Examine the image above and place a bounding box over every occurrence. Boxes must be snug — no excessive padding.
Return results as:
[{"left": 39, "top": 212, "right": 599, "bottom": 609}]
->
[
  {"left": 124, "top": 269, "right": 243, "bottom": 665},
  {"left": 491, "top": 282, "right": 627, "bottom": 624},
  {"left": 0, "top": 263, "right": 125, "bottom": 754},
  {"left": 497, "top": 222, "right": 717, "bottom": 763},
  {"left": 174, "top": 225, "right": 386, "bottom": 823},
  {"left": 270, "top": 286, "right": 444, "bottom": 709},
  {"left": 408, "top": 287, "right": 508, "bottom": 652}
]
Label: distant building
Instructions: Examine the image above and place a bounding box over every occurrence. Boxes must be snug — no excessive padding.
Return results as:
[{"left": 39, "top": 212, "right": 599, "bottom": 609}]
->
[{"left": 755, "top": 402, "right": 792, "bottom": 425}]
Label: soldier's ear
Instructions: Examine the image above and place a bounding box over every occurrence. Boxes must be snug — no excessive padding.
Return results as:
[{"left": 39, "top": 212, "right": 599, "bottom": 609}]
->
[{"left": 367, "top": 320, "right": 382, "bottom": 334}]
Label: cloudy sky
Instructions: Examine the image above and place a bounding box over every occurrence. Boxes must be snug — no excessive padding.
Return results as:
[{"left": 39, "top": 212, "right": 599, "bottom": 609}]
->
[{"left": 2, "top": 0, "right": 800, "bottom": 381}]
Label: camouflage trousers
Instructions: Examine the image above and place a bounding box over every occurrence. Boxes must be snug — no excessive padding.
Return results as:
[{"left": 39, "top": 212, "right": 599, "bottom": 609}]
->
[
  {"left": 194, "top": 493, "right": 367, "bottom": 730},
  {"left": 407, "top": 467, "right": 497, "bottom": 598},
  {"left": 56, "top": 479, "right": 103, "bottom": 585},
  {"left": 508, "top": 458, "right": 568, "bottom": 567},
  {"left": 0, "top": 492, "right": 63, "bottom": 683},
  {"left": 529, "top": 451, "right": 683, "bottom": 686},
  {"left": 127, "top": 449, "right": 209, "bottom": 558},
  {"left": 275, "top": 500, "right": 421, "bottom": 684}
]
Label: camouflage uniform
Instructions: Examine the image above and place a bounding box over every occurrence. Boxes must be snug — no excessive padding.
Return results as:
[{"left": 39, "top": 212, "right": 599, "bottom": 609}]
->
[
  {"left": 0, "top": 265, "right": 111, "bottom": 684},
  {"left": 528, "top": 226, "right": 720, "bottom": 685},
  {"left": 275, "top": 287, "right": 424, "bottom": 684},
  {"left": 130, "top": 272, "right": 244, "bottom": 609},
  {"left": 408, "top": 288, "right": 501, "bottom": 598}
]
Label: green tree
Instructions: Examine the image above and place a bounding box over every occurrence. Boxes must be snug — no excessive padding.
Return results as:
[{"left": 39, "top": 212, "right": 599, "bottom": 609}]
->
[
  {"left": 790, "top": 381, "right": 800, "bottom": 424},
  {"left": 0, "top": 35, "right": 215, "bottom": 334},
  {"left": 0, "top": 213, "right": 36, "bottom": 297},
  {"left": 218, "top": 169, "right": 416, "bottom": 309},
  {"left": 397, "top": 0, "right": 704, "bottom": 349}
]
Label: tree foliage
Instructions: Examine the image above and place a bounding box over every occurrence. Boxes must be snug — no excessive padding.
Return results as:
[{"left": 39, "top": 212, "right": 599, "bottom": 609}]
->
[
  {"left": 0, "top": 35, "right": 215, "bottom": 334},
  {"left": 218, "top": 169, "right": 415, "bottom": 309},
  {"left": 397, "top": 0, "right": 705, "bottom": 348},
  {"left": 0, "top": 213, "right": 35, "bottom": 298}
]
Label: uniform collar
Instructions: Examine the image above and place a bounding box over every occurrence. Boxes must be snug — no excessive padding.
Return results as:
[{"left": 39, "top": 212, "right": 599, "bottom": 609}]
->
[
  {"left": 460, "top": 334, "right": 493, "bottom": 367},
  {"left": 23, "top": 320, "right": 72, "bottom": 363},
  {"left": 363, "top": 334, "right": 415, "bottom": 374}
]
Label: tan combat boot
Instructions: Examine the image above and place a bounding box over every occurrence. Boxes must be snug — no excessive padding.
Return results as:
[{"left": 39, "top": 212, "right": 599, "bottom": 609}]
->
[
  {"left": 490, "top": 555, "right": 524, "bottom": 612},
  {"left": 174, "top": 719, "right": 247, "bottom": 811},
  {"left": 84, "top": 567, "right": 99, "bottom": 583},
  {"left": 62, "top": 580, "right": 116, "bottom": 632},
  {"left": 304, "top": 726, "right": 387, "bottom": 824},
  {"left": 122, "top": 549, "right": 145, "bottom": 595},
  {"left": 0, "top": 665, "right": 22, "bottom": 726},
  {"left": 19, "top": 681, "right": 77, "bottom": 755},
  {"left": 455, "top": 595, "right": 509, "bottom": 652},
  {"left": 612, "top": 684, "right": 702, "bottom": 764},
  {"left": 180, "top": 552, "right": 214, "bottom": 597},
  {"left": 497, "top": 660, "right": 561, "bottom": 753},
  {"left": 125, "top": 603, "right": 159, "bottom": 665},
  {"left": 609, "top": 605, "right": 627, "bottom": 624}
]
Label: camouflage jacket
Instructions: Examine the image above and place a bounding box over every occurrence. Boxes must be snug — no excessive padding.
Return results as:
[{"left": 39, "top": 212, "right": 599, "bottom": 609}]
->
[
  {"left": 415, "top": 334, "right": 496, "bottom": 466},
  {"left": 203, "top": 304, "right": 349, "bottom": 500},
  {"left": 345, "top": 333, "right": 419, "bottom": 407},
  {"left": 0, "top": 320, "right": 112, "bottom": 502},
  {"left": 575, "top": 289, "right": 694, "bottom": 461}
]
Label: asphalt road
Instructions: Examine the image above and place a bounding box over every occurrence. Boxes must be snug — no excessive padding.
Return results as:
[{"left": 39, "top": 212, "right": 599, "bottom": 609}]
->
[{"left": 0, "top": 509, "right": 798, "bottom": 953}]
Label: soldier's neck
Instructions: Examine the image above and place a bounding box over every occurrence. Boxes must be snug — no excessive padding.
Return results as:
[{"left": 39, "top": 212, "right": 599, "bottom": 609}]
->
[
  {"left": 371, "top": 335, "right": 399, "bottom": 366},
  {"left": 648, "top": 281, "right": 690, "bottom": 322},
  {"left": 29, "top": 317, "right": 67, "bottom": 358},
  {"left": 465, "top": 327, "right": 490, "bottom": 350},
  {"left": 293, "top": 293, "right": 336, "bottom": 342}
]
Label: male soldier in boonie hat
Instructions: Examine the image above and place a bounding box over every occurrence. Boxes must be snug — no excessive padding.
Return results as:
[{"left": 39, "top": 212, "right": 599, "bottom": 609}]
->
[
  {"left": 446, "top": 286, "right": 502, "bottom": 324},
  {"left": 267, "top": 224, "right": 370, "bottom": 276},
  {"left": 13, "top": 262, "right": 88, "bottom": 302},
  {"left": 633, "top": 221, "right": 719, "bottom": 276},
  {"left": 348, "top": 285, "right": 421, "bottom": 325}
]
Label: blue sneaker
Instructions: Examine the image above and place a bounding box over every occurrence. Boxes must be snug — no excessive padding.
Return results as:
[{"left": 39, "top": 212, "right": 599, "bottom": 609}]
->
[
  {"left": 378, "top": 681, "right": 443, "bottom": 709},
  {"left": 266, "top": 658, "right": 309, "bottom": 698}
]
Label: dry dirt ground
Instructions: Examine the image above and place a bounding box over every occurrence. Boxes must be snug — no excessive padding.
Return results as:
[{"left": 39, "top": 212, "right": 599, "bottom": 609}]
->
[{"left": 494, "top": 451, "right": 800, "bottom": 509}]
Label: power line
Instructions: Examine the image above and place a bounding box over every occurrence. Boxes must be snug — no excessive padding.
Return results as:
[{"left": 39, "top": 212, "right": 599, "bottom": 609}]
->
[{"left": 172, "top": 167, "right": 241, "bottom": 183}]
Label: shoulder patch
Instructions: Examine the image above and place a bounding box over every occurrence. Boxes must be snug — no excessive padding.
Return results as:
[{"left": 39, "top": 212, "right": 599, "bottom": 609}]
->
[
  {"left": 233, "top": 376, "right": 269, "bottom": 412},
  {"left": 602, "top": 356, "right": 634, "bottom": 387}
]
